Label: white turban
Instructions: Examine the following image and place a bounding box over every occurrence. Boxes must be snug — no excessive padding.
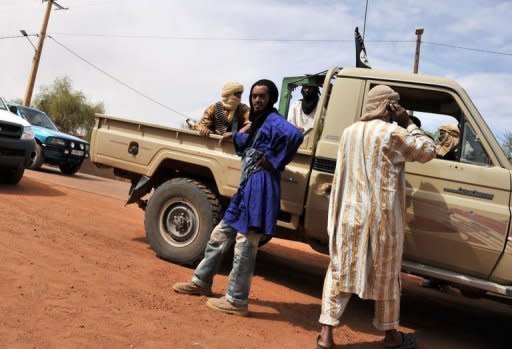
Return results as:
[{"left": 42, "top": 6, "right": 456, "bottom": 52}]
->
[{"left": 221, "top": 81, "right": 244, "bottom": 113}]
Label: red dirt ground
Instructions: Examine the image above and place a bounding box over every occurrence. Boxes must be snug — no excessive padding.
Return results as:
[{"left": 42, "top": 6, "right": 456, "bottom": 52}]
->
[{"left": 0, "top": 170, "right": 510, "bottom": 349}]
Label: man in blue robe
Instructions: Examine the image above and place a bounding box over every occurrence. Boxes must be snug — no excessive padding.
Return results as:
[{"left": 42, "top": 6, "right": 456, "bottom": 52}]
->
[{"left": 173, "top": 79, "right": 303, "bottom": 316}]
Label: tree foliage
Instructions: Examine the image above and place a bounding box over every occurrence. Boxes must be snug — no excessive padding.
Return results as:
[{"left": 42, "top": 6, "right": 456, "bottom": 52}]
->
[
  {"left": 33, "top": 76, "right": 104, "bottom": 140},
  {"left": 501, "top": 131, "right": 512, "bottom": 161}
]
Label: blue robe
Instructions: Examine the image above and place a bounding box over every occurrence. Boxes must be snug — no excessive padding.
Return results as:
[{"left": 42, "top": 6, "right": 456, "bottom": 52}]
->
[{"left": 223, "top": 112, "right": 303, "bottom": 235}]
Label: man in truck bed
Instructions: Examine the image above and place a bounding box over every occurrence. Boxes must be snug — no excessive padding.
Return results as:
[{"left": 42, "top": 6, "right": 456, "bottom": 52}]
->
[
  {"left": 196, "top": 81, "right": 250, "bottom": 136},
  {"left": 317, "top": 85, "right": 436, "bottom": 349},
  {"left": 173, "top": 79, "right": 303, "bottom": 316}
]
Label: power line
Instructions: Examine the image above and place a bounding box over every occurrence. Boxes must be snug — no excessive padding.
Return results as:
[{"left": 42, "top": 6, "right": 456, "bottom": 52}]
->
[
  {"left": 47, "top": 33, "right": 512, "bottom": 56},
  {"left": 423, "top": 41, "right": 512, "bottom": 57},
  {"left": 0, "top": 34, "right": 37, "bottom": 40},
  {"left": 47, "top": 35, "right": 189, "bottom": 119},
  {"left": 50, "top": 32, "right": 356, "bottom": 42}
]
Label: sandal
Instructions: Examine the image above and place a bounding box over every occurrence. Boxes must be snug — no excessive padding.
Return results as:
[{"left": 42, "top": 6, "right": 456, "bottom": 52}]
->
[
  {"left": 316, "top": 335, "right": 333, "bottom": 349},
  {"left": 384, "top": 332, "right": 418, "bottom": 349}
]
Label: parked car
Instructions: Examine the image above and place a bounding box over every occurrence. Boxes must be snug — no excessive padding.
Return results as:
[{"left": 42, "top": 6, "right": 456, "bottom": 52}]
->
[
  {"left": 0, "top": 98, "right": 35, "bottom": 184},
  {"left": 7, "top": 103, "right": 89, "bottom": 175}
]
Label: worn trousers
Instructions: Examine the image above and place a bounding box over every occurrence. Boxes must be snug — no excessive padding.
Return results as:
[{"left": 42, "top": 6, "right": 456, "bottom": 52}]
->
[
  {"left": 319, "top": 267, "right": 400, "bottom": 331},
  {"left": 192, "top": 220, "right": 261, "bottom": 305}
]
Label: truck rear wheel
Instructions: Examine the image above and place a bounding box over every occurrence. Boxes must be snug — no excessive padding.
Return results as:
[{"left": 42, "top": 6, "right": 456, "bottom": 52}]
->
[{"left": 144, "top": 178, "right": 221, "bottom": 265}]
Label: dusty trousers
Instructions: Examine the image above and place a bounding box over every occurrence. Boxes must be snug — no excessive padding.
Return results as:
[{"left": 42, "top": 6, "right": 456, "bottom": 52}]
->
[{"left": 192, "top": 220, "right": 261, "bottom": 305}]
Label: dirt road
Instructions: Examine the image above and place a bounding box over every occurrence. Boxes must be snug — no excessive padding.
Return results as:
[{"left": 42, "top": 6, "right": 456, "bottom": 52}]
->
[{"left": 0, "top": 168, "right": 510, "bottom": 349}]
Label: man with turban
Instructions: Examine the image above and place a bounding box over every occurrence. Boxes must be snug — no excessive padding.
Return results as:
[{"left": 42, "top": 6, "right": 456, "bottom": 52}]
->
[
  {"left": 316, "top": 85, "right": 436, "bottom": 349},
  {"left": 287, "top": 84, "right": 321, "bottom": 133},
  {"left": 196, "top": 81, "right": 250, "bottom": 136},
  {"left": 436, "top": 124, "right": 460, "bottom": 161},
  {"left": 173, "top": 79, "right": 303, "bottom": 316}
]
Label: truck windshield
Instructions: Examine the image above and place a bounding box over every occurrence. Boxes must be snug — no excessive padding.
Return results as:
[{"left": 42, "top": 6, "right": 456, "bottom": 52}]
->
[{"left": 18, "top": 107, "right": 59, "bottom": 131}]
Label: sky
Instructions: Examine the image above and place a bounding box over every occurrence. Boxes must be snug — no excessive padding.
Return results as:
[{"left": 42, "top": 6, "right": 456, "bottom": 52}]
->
[{"left": 0, "top": 0, "right": 511, "bottom": 141}]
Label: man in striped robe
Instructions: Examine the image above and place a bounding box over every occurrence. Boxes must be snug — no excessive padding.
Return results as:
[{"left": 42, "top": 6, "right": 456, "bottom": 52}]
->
[{"left": 317, "top": 85, "right": 436, "bottom": 349}]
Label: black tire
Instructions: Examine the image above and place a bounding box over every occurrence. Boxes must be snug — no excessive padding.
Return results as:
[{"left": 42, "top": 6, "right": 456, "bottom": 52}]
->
[
  {"left": 0, "top": 166, "right": 24, "bottom": 185},
  {"left": 29, "top": 143, "right": 44, "bottom": 170},
  {"left": 144, "top": 178, "right": 221, "bottom": 265},
  {"left": 59, "top": 163, "right": 81, "bottom": 175}
]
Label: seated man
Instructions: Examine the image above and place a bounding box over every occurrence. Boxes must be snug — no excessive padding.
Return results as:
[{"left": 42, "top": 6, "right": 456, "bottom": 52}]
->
[
  {"left": 436, "top": 124, "right": 460, "bottom": 160},
  {"left": 196, "top": 82, "right": 250, "bottom": 136},
  {"left": 287, "top": 84, "right": 320, "bottom": 133}
]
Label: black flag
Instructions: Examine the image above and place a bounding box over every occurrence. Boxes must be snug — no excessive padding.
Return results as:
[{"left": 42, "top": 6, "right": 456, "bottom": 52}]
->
[{"left": 355, "top": 27, "right": 371, "bottom": 69}]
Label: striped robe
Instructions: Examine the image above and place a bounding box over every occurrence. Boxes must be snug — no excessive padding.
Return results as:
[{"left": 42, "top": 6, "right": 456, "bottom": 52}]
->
[{"left": 327, "top": 119, "right": 435, "bottom": 301}]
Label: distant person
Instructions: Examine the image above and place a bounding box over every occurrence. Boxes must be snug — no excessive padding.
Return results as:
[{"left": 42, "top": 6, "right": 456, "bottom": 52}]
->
[
  {"left": 287, "top": 84, "right": 320, "bottom": 133},
  {"left": 316, "top": 85, "right": 436, "bottom": 349},
  {"left": 196, "top": 82, "right": 250, "bottom": 136},
  {"left": 436, "top": 124, "right": 460, "bottom": 160},
  {"left": 173, "top": 79, "right": 303, "bottom": 316}
]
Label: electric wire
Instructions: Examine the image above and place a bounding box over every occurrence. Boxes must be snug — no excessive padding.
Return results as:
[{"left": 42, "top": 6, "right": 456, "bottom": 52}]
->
[
  {"left": 47, "top": 33, "right": 512, "bottom": 56},
  {"left": 47, "top": 35, "right": 189, "bottom": 119}
]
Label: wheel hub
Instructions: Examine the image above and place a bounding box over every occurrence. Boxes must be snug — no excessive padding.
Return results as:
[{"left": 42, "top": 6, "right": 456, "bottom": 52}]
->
[{"left": 163, "top": 204, "right": 197, "bottom": 243}]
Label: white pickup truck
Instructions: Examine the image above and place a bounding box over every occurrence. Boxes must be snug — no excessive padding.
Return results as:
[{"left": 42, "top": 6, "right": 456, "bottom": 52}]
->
[{"left": 0, "top": 97, "right": 35, "bottom": 184}]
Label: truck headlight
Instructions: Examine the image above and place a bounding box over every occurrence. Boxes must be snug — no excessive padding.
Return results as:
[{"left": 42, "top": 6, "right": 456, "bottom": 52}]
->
[
  {"left": 21, "top": 126, "right": 34, "bottom": 140},
  {"left": 79, "top": 143, "right": 85, "bottom": 150},
  {"left": 47, "top": 137, "right": 66, "bottom": 146}
]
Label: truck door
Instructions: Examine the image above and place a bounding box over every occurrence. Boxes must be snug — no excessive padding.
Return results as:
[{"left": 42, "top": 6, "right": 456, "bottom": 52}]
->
[{"left": 398, "top": 86, "right": 511, "bottom": 278}]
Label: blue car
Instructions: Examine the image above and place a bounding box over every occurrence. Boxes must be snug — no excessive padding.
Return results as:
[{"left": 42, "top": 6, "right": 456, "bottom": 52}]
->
[{"left": 7, "top": 103, "right": 89, "bottom": 175}]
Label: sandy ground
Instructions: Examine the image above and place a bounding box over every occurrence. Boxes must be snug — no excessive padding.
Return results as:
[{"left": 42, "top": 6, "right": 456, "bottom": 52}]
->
[{"left": 0, "top": 168, "right": 510, "bottom": 349}]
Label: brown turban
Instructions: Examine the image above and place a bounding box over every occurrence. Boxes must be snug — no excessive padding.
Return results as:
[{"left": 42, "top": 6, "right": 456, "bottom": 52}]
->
[
  {"left": 436, "top": 124, "right": 460, "bottom": 157},
  {"left": 361, "top": 85, "right": 400, "bottom": 121}
]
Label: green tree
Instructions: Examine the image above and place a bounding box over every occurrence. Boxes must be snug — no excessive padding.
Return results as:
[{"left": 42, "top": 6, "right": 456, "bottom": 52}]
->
[
  {"left": 33, "top": 76, "right": 104, "bottom": 140},
  {"left": 501, "top": 131, "right": 512, "bottom": 161}
]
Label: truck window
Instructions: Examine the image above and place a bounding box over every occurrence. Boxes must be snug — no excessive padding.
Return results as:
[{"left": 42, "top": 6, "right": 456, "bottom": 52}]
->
[
  {"left": 370, "top": 84, "right": 491, "bottom": 166},
  {"left": 460, "top": 123, "right": 491, "bottom": 165}
]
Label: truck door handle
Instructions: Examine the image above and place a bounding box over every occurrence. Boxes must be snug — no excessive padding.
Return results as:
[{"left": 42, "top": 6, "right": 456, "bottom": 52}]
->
[{"left": 443, "top": 187, "right": 494, "bottom": 200}]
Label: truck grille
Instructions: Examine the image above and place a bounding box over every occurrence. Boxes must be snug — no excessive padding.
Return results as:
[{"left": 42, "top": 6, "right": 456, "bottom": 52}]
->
[
  {"left": 312, "top": 157, "right": 336, "bottom": 174},
  {"left": 0, "top": 121, "right": 22, "bottom": 139}
]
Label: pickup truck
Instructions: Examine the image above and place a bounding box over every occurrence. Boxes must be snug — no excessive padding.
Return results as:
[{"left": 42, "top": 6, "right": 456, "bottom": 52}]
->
[
  {"left": 7, "top": 103, "right": 90, "bottom": 175},
  {"left": 0, "top": 97, "right": 35, "bottom": 185},
  {"left": 90, "top": 67, "right": 512, "bottom": 298}
]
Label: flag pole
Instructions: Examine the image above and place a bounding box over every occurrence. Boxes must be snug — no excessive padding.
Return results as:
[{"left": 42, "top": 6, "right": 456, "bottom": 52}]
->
[{"left": 363, "top": 0, "right": 369, "bottom": 40}]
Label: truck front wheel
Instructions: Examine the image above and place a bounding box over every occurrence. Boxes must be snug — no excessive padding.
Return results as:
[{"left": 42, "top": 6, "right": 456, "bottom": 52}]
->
[{"left": 144, "top": 178, "right": 221, "bottom": 265}]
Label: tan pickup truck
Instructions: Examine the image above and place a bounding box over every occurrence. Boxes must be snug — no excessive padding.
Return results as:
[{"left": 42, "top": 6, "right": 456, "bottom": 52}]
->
[{"left": 91, "top": 67, "right": 512, "bottom": 298}]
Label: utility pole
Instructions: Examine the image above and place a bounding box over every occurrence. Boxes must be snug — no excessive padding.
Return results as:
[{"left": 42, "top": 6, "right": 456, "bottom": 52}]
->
[
  {"left": 413, "top": 27, "right": 424, "bottom": 74},
  {"left": 23, "top": 0, "right": 54, "bottom": 106}
]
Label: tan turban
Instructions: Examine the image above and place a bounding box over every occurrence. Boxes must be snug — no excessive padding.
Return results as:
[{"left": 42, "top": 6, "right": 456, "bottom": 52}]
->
[
  {"left": 221, "top": 82, "right": 244, "bottom": 115},
  {"left": 361, "top": 85, "right": 400, "bottom": 121},
  {"left": 436, "top": 124, "right": 460, "bottom": 157}
]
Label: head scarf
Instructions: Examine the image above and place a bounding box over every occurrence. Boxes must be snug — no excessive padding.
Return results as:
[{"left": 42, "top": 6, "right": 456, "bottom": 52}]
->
[
  {"left": 220, "top": 81, "right": 244, "bottom": 120},
  {"left": 361, "top": 85, "right": 400, "bottom": 121},
  {"left": 436, "top": 124, "right": 460, "bottom": 157},
  {"left": 244, "top": 79, "right": 279, "bottom": 146},
  {"left": 301, "top": 85, "right": 320, "bottom": 115}
]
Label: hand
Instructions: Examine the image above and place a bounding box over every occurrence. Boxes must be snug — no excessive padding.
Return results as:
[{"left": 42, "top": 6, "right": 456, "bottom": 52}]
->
[
  {"left": 199, "top": 128, "right": 212, "bottom": 136},
  {"left": 239, "top": 122, "right": 252, "bottom": 134},
  {"left": 389, "top": 103, "right": 411, "bottom": 128},
  {"left": 222, "top": 131, "right": 233, "bottom": 139}
]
